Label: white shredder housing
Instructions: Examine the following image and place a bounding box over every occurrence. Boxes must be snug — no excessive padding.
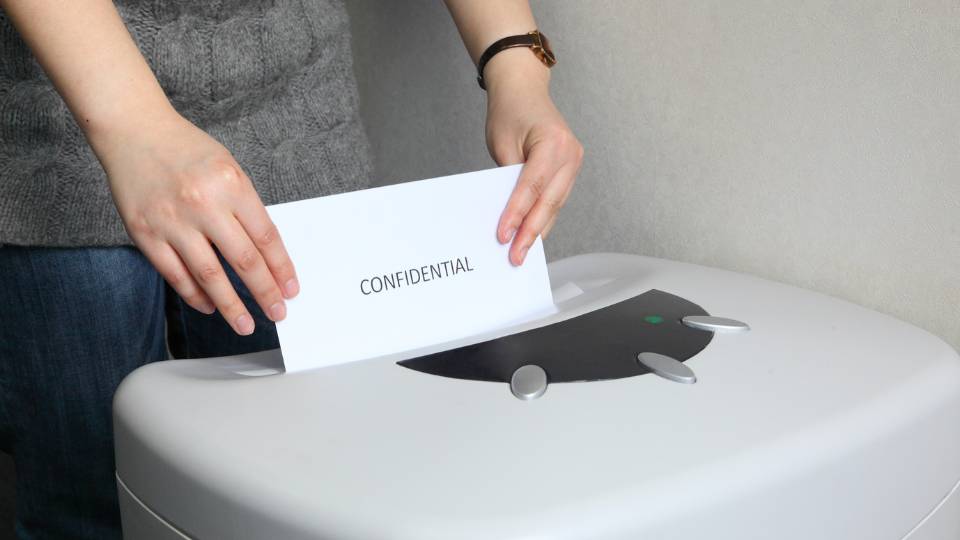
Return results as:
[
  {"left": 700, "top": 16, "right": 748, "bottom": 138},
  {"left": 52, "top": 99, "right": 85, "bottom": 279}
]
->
[{"left": 114, "top": 253, "right": 960, "bottom": 539}]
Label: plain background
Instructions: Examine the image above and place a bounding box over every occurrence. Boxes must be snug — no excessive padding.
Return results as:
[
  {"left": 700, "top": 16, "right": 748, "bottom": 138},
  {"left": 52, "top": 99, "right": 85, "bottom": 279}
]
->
[
  {"left": 348, "top": 0, "right": 960, "bottom": 352},
  {"left": 2, "top": 1, "right": 959, "bottom": 536}
]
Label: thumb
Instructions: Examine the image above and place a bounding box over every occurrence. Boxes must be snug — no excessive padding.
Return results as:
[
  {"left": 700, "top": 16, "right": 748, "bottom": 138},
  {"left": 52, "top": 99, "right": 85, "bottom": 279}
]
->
[{"left": 487, "top": 132, "right": 525, "bottom": 166}]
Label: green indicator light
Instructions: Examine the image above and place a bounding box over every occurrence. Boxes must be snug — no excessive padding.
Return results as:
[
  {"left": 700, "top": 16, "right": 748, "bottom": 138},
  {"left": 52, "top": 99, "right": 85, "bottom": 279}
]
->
[{"left": 644, "top": 315, "right": 664, "bottom": 324}]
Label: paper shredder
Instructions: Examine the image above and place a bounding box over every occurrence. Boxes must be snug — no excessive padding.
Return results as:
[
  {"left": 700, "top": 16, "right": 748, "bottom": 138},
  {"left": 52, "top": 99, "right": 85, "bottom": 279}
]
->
[{"left": 114, "top": 253, "right": 960, "bottom": 539}]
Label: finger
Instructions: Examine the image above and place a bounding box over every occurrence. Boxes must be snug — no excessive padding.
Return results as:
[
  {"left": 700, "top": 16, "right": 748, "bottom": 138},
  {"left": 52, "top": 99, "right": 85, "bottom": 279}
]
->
[
  {"left": 542, "top": 215, "right": 558, "bottom": 239},
  {"left": 169, "top": 231, "right": 256, "bottom": 336},
  {"left": 496, "top": 142, "right": 561, "bottom": 245},
  {"left": 510, "top": 161, "right": 579, "bottom": 266},
  {"left": 139, "top": 238, "right": 215, "bottom": 314},
  {"left": 541, "top": 164, "right": 578, "bottom": 240},
  {"left": 205, "top": 215, "right": 287, "bottom": 323},
  {"left": 233, "top": 183, "right": 299, "bottom": 299}
]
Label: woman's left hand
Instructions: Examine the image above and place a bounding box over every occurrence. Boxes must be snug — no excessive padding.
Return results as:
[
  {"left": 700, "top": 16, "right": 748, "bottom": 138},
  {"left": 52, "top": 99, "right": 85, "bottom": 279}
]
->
[{"left": 483, "top": 49, "right": 584, "bottom": 266}]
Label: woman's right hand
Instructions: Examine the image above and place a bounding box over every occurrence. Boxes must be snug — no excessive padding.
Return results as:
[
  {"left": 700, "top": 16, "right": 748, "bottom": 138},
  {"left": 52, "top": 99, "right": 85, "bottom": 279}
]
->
[
  {"left": 1, "top": 0, "right": 296, "bottom": 335},
  {"left": 95, "top": 109, "right": 298, "bottom": 336}
]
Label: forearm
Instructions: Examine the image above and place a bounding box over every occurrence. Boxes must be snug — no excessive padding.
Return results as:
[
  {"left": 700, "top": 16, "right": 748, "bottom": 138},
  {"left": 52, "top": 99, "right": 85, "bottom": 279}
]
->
[
  {"left": 442, "top": 0, "right": 549, "bottom": 92},
  {"left": 0, "top": 0, "right": 174, "bottom": 151},
  {"left": 3, "top": 0, "right": 299, "bottom": 332},
  {"left": 444, "top": 2, "right": 581, "bottom": 265}
]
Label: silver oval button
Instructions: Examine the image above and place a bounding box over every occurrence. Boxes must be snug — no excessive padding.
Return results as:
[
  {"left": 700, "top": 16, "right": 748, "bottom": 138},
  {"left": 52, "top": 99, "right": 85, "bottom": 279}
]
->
[
  {"left": 682, "top": 315, "right": 750, "bottom": 334},
  {"left": 510, "top": 365, "right": 548, "bottom": 400},
  {"left": 637, "top": 352, "right": 697, "bottom": 384}
]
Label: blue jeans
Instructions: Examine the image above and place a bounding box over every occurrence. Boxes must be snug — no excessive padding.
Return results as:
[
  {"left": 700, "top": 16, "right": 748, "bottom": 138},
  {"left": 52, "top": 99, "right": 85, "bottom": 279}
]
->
[{"left": 0, "top": 245, "right": 279, "bottom": 539}]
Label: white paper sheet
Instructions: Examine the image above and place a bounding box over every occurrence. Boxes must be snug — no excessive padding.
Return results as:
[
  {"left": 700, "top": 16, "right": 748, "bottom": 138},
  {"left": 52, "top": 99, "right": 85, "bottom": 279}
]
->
[{"left": 266, "top": 164, "right": 556, "bottom": 373}]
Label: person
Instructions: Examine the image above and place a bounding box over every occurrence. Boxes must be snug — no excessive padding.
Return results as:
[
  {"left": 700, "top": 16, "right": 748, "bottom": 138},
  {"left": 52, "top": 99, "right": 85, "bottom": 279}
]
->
[{"left": 0, "top": 0, "right": 583, "bottom": 537}]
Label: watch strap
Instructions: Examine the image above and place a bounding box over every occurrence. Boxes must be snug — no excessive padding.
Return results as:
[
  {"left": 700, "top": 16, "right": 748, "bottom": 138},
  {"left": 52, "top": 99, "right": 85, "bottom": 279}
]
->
[{"left": 476, "top": 30, "right": 556, "bottom": 90}]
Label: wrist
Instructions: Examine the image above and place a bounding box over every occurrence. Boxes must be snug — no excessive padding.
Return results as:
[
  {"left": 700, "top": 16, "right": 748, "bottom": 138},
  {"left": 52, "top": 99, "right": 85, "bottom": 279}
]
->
[
  {"left": 83, "top": 97, "right": 182, "bottom": 156},
  {"left": 482, "top": 47, "right": 551, "bottom": 96}
]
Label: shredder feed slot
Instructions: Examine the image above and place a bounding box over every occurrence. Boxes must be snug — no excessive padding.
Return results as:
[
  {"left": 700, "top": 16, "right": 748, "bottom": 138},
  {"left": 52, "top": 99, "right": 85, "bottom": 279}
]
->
[{"left": 398, "top": 289, "right": 713, "bottom": 383}]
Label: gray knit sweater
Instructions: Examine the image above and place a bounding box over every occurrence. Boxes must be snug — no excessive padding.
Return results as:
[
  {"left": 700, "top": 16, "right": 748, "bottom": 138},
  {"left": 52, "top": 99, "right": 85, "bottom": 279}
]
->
[{"left": 0, "top": 0, "right": 372, "bottom": 246}]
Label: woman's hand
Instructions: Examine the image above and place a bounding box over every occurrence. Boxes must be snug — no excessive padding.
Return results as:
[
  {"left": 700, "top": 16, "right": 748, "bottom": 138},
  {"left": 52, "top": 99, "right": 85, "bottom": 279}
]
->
[
  {"left": 3, "top": 0, "right": 296, "bottom": 335},
  {"left": 94, "top": 109, "right": 298, "bottom": 335},
  {"left": 484, "top": 49, "right": 584, "bottom": 266}
]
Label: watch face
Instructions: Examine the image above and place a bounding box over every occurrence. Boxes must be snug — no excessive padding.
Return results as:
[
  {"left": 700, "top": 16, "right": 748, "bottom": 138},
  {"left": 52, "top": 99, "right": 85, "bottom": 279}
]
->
[{"left": 534, "top": 32, "right": 557, "bottom": 66}]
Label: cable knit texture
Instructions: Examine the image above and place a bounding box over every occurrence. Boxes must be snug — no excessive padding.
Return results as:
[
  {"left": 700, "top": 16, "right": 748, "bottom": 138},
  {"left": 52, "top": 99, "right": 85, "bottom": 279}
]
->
[{"left": 0, "top": 0, "right": 372, "bottom": 246}]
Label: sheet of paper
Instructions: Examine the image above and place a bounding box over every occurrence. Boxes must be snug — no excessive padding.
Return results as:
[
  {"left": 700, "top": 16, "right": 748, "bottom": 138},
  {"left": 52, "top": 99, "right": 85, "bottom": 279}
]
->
[{"left": 266, "top": 164, "right": 556, "bottom": 373}]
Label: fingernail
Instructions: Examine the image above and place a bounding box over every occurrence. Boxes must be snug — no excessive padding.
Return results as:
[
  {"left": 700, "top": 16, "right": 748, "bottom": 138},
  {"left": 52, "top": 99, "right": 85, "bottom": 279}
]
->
[
  {"left": 269, "top": 302, "right": 286, "bottom": 322},
  {"left": 198, "top": 301, "right": 216, "bottom": 315},
  {"left": 236, "top": 314, "right": 255, "bottom": 336},
  {"left": 519, "top": 246, "right": 529, "bottom": 264},
  {"left": 503, "top": 227, "right": 517, "bottom": 244},
  {"left": 283, "top": 278, "right": 300, "bottom": 298}
]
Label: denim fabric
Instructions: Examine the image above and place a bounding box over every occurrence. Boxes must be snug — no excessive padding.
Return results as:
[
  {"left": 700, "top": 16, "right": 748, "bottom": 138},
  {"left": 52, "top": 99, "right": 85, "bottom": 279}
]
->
[{"left": 0, "top": 246, "right": 278, "bottom": 539}]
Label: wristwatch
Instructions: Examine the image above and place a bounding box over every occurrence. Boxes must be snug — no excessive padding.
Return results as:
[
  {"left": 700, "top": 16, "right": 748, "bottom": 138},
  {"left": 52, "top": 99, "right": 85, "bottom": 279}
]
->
[{"left": 476, "top": 30, "right": 557, "bottom": 90}]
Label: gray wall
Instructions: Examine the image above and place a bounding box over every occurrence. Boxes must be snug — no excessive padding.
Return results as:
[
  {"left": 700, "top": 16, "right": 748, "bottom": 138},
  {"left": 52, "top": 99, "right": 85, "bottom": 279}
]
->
[{"left": 348, "top": 0, "right": 960, "bottom": 351}]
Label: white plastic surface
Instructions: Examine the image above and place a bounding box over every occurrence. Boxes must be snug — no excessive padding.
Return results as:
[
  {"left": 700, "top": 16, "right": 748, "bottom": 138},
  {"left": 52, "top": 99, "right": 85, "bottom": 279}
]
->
[
  {"left": 114, "top": 253, "right": 960, "bottom": 540},
  {"left": 903, "top": 477, "right": 960, "bottom": 540},
  {"left": 117, "top": 476, "right": 189, "bottom": 540}
]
